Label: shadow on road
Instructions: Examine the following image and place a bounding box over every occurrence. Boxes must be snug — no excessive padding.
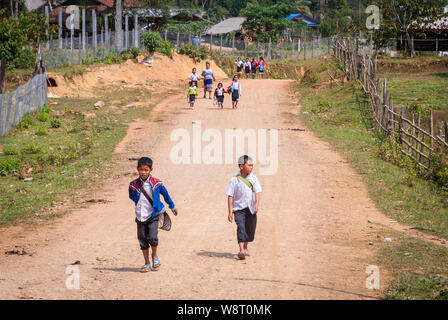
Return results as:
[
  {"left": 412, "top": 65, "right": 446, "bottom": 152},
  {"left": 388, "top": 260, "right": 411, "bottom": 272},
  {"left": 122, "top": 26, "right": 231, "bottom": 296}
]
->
[
  {"left": 197, "top": 251, "right": 237, "bottom": 260},
  {"left": 234, "top": 277, "right": 380, "bottom": 300}
]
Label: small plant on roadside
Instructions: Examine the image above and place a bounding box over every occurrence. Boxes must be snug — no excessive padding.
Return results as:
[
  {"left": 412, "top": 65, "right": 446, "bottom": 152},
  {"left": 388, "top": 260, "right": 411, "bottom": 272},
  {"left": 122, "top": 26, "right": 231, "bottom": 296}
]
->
[
  {"left": 36, "top": 111, "right": 49, "bottom": 122},
  {"left": 3, "top": 146, "right": 19, "bottom": 155},
  {"left": 0, "top": 157, "right": 21, "bottom": 176},
  {"left": 50, "top": 118, "right": 62, "bottom": 128},
  {"left": 35, "top": 126, "right": 47, "bottom": 136},
  {"left": 17, "top": 114, "right": 34, "bottom": 130},
  {"left": 21, "top": 144, "right": 42, "bottom": 154},
  {"left": 311, "top": 100, "right": 332, "bottom": 114}
]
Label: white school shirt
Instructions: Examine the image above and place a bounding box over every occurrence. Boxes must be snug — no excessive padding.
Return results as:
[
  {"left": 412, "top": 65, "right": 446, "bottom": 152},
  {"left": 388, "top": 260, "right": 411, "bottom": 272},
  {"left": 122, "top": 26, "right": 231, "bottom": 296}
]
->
[
  {"left": 232, "top": 81, "right": 242, "bottom": 94},
  {"left": 135, "top": 178, "right": 153, "bottom": 222},
  {"left": 189, "top": 73, "right": 199, "bottom": 81},
  {"left": 225, "top": 172, "right": 262, "bottom": 214},
  {"left": 244, "top": 61, "right": 251, "bottom": 71}
]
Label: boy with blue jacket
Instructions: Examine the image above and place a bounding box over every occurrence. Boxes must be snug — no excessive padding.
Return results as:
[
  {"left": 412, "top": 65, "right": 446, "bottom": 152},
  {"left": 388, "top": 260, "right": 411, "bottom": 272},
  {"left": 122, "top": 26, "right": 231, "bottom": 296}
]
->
[{"left": 129, "top": 157, "right": 178, "bottom": 272}]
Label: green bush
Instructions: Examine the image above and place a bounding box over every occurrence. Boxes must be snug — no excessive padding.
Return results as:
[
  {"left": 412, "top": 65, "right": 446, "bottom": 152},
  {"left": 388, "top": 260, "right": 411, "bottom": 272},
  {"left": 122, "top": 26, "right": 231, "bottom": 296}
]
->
[
  {"left": 0, "top": 157, "right": 21, "bottom": 176},
  {"left": 36, "top": 111, "right": 49, "bottom": 122},
  {"left": 141, "top": 32, "right": 163, "bottom": 54},
  {"left": 311, "top": 100, "right": 332, "bottom": 114},
  {"left": 17, "top": 114, "right": 33, "bottom": 130},
  {"left": 0, "top": 9, "right": 56, "bottom": 69},
  {"left": 21, "top": 144, "right": 42, "bottom": 154},
  {"left": 50, "top": 118, "right": 62, "bottom": 128},
  {"left": 158, "top": 40, "right": 174, "bottom": 58},
  {"left": 3, "top": 146, "right": 19, "bottom": 155},
  {"left": 177, "top": 44, "right": 209, "bottom": 62},
  {"left": 35, "top": 126, "right": 47, "bottom": 136}
]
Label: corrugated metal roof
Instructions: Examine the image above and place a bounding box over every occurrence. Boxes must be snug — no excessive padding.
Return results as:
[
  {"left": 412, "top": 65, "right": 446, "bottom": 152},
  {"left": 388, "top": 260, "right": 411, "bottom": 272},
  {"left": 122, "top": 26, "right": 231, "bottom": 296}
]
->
[{"left": 205, "top": 17, "right": 246, "bottom": 35}]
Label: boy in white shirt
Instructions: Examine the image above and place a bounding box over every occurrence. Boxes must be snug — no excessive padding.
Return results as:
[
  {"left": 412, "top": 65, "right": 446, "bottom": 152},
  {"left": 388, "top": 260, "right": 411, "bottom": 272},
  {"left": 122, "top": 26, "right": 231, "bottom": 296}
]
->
[{"left": 226, "top": 155, "right": 262, "bottom": 260}]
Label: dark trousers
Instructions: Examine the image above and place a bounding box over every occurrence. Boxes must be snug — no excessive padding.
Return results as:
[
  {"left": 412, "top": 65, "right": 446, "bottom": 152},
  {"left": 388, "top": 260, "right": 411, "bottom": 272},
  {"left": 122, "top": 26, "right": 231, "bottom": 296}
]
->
[
  {"left": 234, "top": 207, "right": 257, "bottom": 243},
  {"left": 136, "top": 216, "right": 159, "bottom": 250}
]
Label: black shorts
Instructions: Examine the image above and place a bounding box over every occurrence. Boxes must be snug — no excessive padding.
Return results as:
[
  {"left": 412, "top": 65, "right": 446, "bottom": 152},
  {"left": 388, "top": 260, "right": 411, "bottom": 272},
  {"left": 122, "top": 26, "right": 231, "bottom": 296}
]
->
[
  {"left": 232, "top": 90, "right": 239, "bottom": 102},
  {"left": 217, "top": 95, "right": 224, "bottom": 103},
  {"left": 136, "top": 216, "right": 159, "bottom": 249},
  {"left": 189, "top": 95, "right": 196, "bottom": 102},
  {"left": 252, "top": 69, "right": 257, "bottom": 74},
  {"left": 234, "top": 208, "right": 257, "bottom": 243},
  {"left": 245, "top": 68, "right": 250, "bottom": 74}
]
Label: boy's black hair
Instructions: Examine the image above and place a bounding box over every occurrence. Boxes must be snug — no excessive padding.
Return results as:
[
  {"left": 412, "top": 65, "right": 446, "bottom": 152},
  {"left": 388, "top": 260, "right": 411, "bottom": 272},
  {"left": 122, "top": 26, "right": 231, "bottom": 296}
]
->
[
  {"left": 137, "top": 157, "right": 153, "bottom": 169},
  {"left": 189, "top": 81, "right": 194, "bottom": 86},
  {"left": 217, "top": 82, "right": 223, "bottom": 87},
  {"left": 238, "top": 155, "right": 252, "bottom": 166}
]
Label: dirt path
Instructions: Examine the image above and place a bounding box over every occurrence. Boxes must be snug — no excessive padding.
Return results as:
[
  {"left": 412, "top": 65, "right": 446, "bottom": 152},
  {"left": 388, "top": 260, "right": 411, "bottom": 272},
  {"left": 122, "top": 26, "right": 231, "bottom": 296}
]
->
[{"left": 0, "top": 79, "right": 404, "bottom": 299}]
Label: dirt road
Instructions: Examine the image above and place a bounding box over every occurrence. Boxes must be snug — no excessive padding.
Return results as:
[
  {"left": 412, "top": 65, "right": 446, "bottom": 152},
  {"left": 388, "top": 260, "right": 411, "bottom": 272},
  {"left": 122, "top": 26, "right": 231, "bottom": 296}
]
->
[{"left": 0, "top": 79, "right": 395, "bottom": 299}]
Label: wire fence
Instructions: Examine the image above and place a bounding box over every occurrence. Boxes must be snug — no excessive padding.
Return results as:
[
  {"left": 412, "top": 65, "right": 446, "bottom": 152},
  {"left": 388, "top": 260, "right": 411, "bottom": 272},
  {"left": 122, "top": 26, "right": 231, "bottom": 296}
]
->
[
  {"left": 0, "top": 72, "right": 48, "bottom": 137},
  {"left": 40, "top": 29, "right": 334, "bottom": 68}
]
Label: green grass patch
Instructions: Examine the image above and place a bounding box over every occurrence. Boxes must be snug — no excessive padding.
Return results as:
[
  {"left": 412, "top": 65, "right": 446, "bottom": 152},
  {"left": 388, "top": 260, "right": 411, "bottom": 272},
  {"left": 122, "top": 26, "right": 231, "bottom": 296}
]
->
[
  {"left": 0, "top": 84, "right": 171, "bottom": 227},
  {"left": 377, "top": 231, "right": 448, "bottom": 300}
]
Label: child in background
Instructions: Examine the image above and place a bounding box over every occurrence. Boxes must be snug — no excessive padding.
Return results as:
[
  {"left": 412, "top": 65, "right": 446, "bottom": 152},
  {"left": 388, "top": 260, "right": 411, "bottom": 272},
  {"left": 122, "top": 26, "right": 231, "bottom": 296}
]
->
[
  {"left": 251, "top": 58, "right": 258, "bottom": 79},
  {"left": 228, "top": 75, "right": 242, "bottom": 109},
  {"left": 244, "top": 58, "right": 251, "bottom": 79},
  {"left": 258, "top": 57, "right": 266, "bottom": 79},
  {"left": 235, "top": 57, "right": 243, "bottom": 79},
  {"left": 187, "top": 81, "right": 198, "bottom": 108},
  {"left": 214, "top": 82, "right": 227, "bottom": 109}
]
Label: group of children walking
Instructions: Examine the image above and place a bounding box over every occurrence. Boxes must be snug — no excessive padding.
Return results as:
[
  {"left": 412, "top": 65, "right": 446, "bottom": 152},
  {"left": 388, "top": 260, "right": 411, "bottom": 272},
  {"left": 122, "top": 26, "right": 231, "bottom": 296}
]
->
[
  {"left": 129, "top": 154, "right": 261, "bottom": 272},
  {"left": 187, "top": 67, "right": 243, "bottom": 109},
  {"left": 235, "top": 57, "right": 266, "bottom": 80}
]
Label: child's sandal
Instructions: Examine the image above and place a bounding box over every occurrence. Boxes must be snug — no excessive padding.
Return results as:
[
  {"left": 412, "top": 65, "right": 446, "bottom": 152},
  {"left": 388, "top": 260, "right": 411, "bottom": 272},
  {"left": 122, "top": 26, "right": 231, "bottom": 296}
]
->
[
  {"left": 140, "top": 264, "right": 151, "bottom": 273},
  {"left": 152, "top": 258, "right": 161, "bottom": 271},
  {"left": 237, "top": 251, "right": 246, "bottom": 260}
]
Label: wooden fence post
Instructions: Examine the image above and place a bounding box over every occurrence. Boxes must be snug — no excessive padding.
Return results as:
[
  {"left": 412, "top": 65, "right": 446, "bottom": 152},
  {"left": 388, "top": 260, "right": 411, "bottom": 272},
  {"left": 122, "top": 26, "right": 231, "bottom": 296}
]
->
[
  {"left": 0, "top": 59, "right": 6, "bottom": 94},
  {"left": 125, "top": 15, "right": 129, "bottom": 50}
]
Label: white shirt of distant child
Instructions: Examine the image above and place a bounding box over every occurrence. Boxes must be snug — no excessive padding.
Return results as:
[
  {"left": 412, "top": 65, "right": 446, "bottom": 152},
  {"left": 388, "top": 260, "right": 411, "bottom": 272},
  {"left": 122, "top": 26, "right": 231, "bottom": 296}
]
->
[
  {"left": 225, "top": 172, "right": 262, "bottom": 214},
  {"left": 189, "top": 73, "right": 199, "bottom": 81}
]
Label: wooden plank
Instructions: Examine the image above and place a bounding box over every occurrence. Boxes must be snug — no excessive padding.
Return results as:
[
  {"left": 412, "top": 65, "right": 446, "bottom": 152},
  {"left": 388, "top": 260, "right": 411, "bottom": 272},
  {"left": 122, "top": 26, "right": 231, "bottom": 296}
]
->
[{"left": 401, "top": 128, "right": 433, "bottom": 151}]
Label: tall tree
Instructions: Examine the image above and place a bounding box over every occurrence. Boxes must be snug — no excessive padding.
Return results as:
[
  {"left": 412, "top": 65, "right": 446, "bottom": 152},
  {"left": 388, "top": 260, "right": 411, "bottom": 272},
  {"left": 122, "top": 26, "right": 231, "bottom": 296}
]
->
[{"left": 377, "top": 0, "right": 447, "bottom": 57}]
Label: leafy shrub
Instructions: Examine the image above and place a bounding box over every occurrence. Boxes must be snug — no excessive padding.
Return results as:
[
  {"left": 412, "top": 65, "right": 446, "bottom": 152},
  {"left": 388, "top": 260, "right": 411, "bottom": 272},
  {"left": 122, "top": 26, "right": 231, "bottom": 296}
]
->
[
  {"left": 311, "top": 100, "right": 332, "bottom": 114},
  {"left": 141, "top": 32, "right": 163, "bottom": 53},
  {"left": 3, "top": 146, "right": 19, "bottom": 155},
  {"left": 130, "top": 47, "right": 140, "bottom": 58},
  {"left": 17, "top": 114, "right": 33, "bottom": 130},
  {"left": 0, "top": 9, "right": 56, "bottom": 69},
  {"left": 35, "top": 126, "right": 47, "bottom": 136},
  {"left": 178, "top": 44, "right": 209, "bottom": 62},
  {"left": 36, "top": 111, "right": 49, "bottom": 122},
  {"left": 0, "top": 157, "right": 21, "bottom": 176},
  {"left": 158, "top": 40, "right": 173, "bottom": 58},
  {"left": 21, "top": 144, "right": 41, "bottom": 154},
  {"left": 50, "top": 118, "right": 62, "bottom": 128},
  {"left": 41, "top": 104, "right": 51, "bottom": 114},
  {"left": 428, "top": 145, "right": 448, "bottom": 192}
]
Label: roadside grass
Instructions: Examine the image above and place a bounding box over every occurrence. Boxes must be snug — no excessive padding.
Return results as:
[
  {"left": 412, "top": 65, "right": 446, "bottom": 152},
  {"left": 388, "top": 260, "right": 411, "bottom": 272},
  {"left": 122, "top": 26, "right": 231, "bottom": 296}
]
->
[
  {"left": 0, "top": 84, "right": 172, "bottom": 226},
  {"left": 294, "top": 56, "right": 448, "bottom": 299},
  {"left": 376, "top": 72, "right": 448, "bottom": 112},
  {"left": 378, "top": 230, "right": 448, "bottom": 300}
]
